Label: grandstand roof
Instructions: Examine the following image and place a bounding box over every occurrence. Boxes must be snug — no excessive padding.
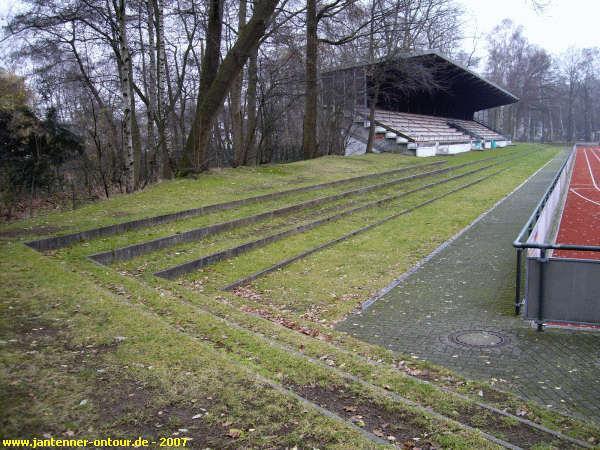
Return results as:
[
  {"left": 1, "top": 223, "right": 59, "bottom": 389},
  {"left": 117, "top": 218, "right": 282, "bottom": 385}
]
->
[{"left": 321, "top": 51, "right": 519, "bottom": 121}]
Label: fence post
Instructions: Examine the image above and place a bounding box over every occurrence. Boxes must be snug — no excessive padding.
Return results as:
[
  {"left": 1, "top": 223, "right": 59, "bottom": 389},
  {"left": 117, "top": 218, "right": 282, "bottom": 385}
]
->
[
  {"left": 537, "top": 248, "right": 547, "bottom": 331},
  {"left": 515, "top": 248, "right": 523, "bottom": 315}
]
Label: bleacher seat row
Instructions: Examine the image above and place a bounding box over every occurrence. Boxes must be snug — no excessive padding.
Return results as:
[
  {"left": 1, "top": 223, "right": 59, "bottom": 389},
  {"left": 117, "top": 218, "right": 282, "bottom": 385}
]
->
[{"left": 350, "top": 109, "right": 510, "bottom": 157}]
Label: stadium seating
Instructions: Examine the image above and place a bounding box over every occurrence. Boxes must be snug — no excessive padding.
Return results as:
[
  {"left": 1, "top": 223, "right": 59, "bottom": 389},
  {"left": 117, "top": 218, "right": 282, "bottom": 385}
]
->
[
  {"left": 349, "top": 109, "right": 510, "bottom": 157},
  {"left": 447, "top": 119, "right": 507, "bottom": 142}
]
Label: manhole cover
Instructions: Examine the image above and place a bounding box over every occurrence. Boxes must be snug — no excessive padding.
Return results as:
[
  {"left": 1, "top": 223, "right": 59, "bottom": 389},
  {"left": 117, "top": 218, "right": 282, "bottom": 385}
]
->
[{"left": 448, "top": 330, "right": 507, "bottom": 348}]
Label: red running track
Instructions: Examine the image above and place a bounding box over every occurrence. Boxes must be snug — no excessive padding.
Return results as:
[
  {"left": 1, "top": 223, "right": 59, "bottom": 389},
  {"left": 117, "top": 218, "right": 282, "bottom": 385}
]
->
[{"left": 553, "top": 146, "right": 600, "bottom": 260}]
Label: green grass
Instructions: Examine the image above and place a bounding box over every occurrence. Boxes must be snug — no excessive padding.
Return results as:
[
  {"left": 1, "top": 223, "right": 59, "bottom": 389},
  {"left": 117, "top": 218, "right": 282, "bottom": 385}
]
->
[
  {"left": 2, "top": 144, "right": 600, "bottom": 448},
  {"left": 0, "top": 241, "right": 381, "bottom": 448},
  {"left": 2, "top": 154, "right": 444, "bottom": 236}
]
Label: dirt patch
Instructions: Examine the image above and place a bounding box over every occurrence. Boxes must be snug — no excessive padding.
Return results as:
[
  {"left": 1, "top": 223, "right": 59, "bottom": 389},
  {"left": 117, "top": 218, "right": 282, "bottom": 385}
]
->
[
  {"left": 453, "top": 401, "right": 575, "bottom": 449},
  {"left": 5, "top": 313, "right": 61, "bottom": 339},
  {"left": 286, "top": 380, "right": 576, "bottom": 449},
  {"left": 285, "top": 380, "right": 438, "bottom": 448},
  {"left": 0, "top": 305, "right": 236, "bottom": 448},
  {"left": 92, "top": 376, "right": 232, "bottom": 449},
  {"left": 239, "top": 304, "right": 323, "bottom": 339},
  {"left": 480, "top": 386, "right": 511, "bottom": 404}
]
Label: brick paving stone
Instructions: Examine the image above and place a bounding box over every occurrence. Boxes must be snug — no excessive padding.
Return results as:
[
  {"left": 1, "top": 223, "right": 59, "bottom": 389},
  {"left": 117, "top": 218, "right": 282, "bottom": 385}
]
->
[{"left": 337, "top": 150, "right": 600, "bottom": 423}]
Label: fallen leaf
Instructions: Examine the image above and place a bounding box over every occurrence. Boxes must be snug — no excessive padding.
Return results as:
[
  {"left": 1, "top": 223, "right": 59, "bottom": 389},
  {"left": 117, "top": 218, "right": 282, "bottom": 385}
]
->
[{"left": 227, "top": 428, "right": 243, "bottom": 438}]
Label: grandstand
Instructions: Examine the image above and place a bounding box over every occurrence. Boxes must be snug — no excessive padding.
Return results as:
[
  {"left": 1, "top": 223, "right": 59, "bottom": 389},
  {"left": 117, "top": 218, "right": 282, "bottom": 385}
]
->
[{"left": 321, "top": 51, "right": 518, "bottom": 157}]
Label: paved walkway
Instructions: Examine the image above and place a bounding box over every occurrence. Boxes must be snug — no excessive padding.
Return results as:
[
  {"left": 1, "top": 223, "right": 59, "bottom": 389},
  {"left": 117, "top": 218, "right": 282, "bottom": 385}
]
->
[{"left": 337, "top": 151, "right": 600, "bottom": 423}]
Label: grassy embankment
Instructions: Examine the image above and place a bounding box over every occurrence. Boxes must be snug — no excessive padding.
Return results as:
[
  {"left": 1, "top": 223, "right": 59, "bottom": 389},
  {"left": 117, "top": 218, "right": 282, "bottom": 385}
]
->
[{"left": 2, "top": 144, "right": 599, "bottom": 448}]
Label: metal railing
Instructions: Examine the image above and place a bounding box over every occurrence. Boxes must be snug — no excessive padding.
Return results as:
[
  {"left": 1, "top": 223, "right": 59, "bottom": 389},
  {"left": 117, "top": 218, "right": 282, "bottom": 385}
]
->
[{"left": 512, "top": 144, "right": 600, "bottom": 331}]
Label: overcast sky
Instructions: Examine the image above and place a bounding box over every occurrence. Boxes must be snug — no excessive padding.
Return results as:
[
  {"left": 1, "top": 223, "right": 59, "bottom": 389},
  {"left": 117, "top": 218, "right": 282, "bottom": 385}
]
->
[
  {"left": 1, "top": 0, "right": 598, "bottom": 58},
  {"left": 459, "top": 0, "right": 600, "bottom": 57}
]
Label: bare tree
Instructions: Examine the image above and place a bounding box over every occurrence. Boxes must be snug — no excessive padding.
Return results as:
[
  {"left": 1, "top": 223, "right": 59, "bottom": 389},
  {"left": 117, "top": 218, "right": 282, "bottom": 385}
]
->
[
  {"left": 181, "top": 0, "right": 281, "bottom": 172},
  {"left": 559, "top": 47, "right": 583, "bottom": 142},
  {"left": 114, "top": 0, "right": 135, "bottom": 192},
  {"left": 231, "top": 0, "right": 248, "bottom": 167}
]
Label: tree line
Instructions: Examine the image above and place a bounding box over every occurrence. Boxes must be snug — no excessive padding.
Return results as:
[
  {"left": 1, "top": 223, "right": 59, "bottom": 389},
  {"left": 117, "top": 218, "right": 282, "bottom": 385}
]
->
[
  {"left": 0, "top": 1, "right": 597, "bottom": 219},
  {"left": 480, "top": 19, "right": 600, "bottom": 144}
]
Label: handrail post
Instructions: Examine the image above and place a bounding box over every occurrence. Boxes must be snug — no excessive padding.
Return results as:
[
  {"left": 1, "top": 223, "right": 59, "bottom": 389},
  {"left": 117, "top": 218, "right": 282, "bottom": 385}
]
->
[
  {"left": 537, "top": 248, "right": 547, "bottom": 332},
  {"left": 515, "top": 248, "right": 523, "bottom": 315}
]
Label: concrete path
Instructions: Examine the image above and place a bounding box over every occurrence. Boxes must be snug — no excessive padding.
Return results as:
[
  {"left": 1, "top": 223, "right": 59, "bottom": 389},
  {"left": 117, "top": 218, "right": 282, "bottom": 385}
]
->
[{"left": 337, "top": 150, "right": 600, "bottom": 423}]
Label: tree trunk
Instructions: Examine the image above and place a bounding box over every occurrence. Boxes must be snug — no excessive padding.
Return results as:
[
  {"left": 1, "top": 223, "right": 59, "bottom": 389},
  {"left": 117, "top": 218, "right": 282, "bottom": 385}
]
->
[
  {"left": 155, "top": 0, "right": 174, "bottom": 179},
  {"left": 163, "top": 54, "right": 181, "bottom": 170},
  {"left": 365, "top": 0, "right": 378, "bottom": 155},
  {"left": 245, "top": 44, "right": 259, "bottom": 165},
  {"left": 128, "top": 56, "right": 142, "bottom": 186},
  {"left": 181, "top": 0, "right": 224, "bottom": 170},
  {"left": 365, "top": 82, "right": 380, "bottom": 154},
  {"left": 139, "top": 3, "right": 153, "bottom": 182},
  {"left": 567, "top": 83, "right": 574, "bottom": 142},
  {"left": 181, "top": 0, "right": 278, "bottom": 172},
  {"left": 548, "top": 108, "right": 553, "bottom": 142},
  {"left": 558, "top": 104, "right": 564, "bottom": 139},
  {"left": 116, "top": 0, "right": 135, "bottom": 193},
  {"left": 144, "top": 0, "right": 159, "bottom": 179},
  {"left": 584, "top": 85, "right": 591, "bottom": 142},
  {"left": 302, "top": 0, "right": 318, "bottom": 160},
  {"left": 231, "top": 0, "right": 248, "bottom": 167}
]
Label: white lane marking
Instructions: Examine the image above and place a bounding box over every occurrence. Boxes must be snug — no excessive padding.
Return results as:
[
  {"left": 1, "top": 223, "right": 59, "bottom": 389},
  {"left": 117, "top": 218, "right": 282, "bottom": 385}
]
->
[
  {"left": 589, "top": 146, "right": 600, "bottom": 184},
  {"left": 583, "top": 148, "right": 600, "bottom": 191},
  {"left": 589, "top": 145, "right": 600, "bottom": 163},
  {"left": 570, "top": 188, "right": 600, "bottom": 206}
]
